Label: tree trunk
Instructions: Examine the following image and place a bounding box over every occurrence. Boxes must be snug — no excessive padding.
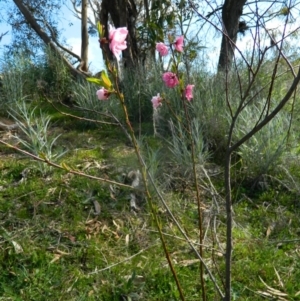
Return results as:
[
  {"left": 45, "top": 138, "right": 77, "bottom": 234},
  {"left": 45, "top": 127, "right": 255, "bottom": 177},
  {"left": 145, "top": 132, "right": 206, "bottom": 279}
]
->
[
  {"left": 218, "top": 0, "right": 247, "bottom": 71},
  {"left": 80, "top": 0, "right": 89, "bottom": 72},
  {"left": 12, "top": 0, "right": 88, "bottom": 78},
  {"left": 99, "top": 0, "right": 139, "bottom": 68}
]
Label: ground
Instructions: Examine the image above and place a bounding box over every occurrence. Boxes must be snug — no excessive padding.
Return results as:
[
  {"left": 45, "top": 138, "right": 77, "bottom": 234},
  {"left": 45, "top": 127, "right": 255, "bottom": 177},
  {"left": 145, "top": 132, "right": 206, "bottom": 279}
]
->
[{"left": 0, "top": 111, "right": 300, "bottom": 301}]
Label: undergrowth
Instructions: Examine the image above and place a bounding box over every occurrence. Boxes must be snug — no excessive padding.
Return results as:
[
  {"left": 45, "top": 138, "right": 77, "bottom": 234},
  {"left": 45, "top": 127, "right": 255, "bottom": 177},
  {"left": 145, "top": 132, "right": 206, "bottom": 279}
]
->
[{"left": 1, "top": 54, "right": 300, "bottom": 300}]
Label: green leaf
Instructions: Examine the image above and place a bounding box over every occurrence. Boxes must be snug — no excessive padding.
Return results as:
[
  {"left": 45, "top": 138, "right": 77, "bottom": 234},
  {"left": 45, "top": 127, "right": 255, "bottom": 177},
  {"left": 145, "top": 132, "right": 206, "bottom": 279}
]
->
[
  {"left": 86, "top": 77, "right": 103, "bottom": 85},
  {"left": 87, "top": 73, "right": 113, "bottom": 90},
  {"left": 101, "top": 72, "right": 112, "bottom": 89},
  {"left": 97, "top": 21, "right": 103, "bottom": 38}
]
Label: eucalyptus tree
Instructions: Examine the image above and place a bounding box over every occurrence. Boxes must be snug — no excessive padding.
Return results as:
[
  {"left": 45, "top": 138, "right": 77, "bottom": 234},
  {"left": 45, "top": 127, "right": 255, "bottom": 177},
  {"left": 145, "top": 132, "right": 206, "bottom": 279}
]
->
[
  {"left": 76, "top": 0, "right": 89, "bottom": 72},
  {"left": 5, "top": 0, "right": 300, "bottom": 74},
  {"left": 6, "top": 0, "right": 90, "bottom": 77},
  {"left": 4, "top": 0, "right": 201, "bottom": 73},
  {"left": 5, "top": 0, "right": 61, "bottom": 55}
]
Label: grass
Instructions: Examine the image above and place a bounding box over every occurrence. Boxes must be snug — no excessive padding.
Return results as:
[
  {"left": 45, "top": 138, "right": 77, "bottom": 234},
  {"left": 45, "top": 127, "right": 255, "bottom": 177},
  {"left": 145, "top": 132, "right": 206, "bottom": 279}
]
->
[
  {"left": 1, "top": 131, "right": 300, "bottom": 300},
  {"left": 0, "top": 117, "right": 185, "bottom": 300}
]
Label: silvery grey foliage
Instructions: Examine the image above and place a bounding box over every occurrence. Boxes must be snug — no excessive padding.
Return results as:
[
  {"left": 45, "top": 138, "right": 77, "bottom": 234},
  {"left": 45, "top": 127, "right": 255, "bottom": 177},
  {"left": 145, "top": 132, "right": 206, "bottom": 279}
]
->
[{"left": 10, "top": 100, "right": 67, "bottom": 174}]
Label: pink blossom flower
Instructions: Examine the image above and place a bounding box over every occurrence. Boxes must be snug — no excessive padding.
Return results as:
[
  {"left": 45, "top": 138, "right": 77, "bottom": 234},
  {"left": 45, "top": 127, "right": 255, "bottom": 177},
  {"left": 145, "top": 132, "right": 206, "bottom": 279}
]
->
[
  {"left": 156, "top": 42, "right": 169, "bottom": 56},
  {"left": 151, "top": 93, "right": 162, "bottom": 109},
  {"left": 109, "top": 25, "right": 128, "bottom": 60},
  {"left": 174, "top": 36, "right": 184, "bottom": 52},
  {"left": 185, "top": 84, "right": 194, "bottom": 101},
  {"left": 96, "top": 88, "right": 110, "bottom": 100},
  {"left": 162, "top": 72, "right": 179, "bottom": 88}
]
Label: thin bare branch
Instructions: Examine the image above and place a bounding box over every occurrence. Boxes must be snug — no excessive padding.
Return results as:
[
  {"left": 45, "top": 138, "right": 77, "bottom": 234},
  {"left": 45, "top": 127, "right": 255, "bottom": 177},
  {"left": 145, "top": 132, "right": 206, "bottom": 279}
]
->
[
  {"left": 0, "top": 31, "right": 9, "bottom": 42},
  {"left": 230, "top": 65, "right": 300, "bottom": 153},
  {"left": 0, "top": 139, "right": 138, "bottom": 191}
]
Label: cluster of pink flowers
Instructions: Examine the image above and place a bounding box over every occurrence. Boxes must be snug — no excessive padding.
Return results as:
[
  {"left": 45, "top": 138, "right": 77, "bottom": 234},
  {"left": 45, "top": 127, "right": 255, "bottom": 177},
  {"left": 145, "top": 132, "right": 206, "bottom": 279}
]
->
[
  {"left": 151, "top": 35, "right": 195, "bottom": 109},
  {"left": 96, "top": 27, "right": 195, "bottom": 108}
]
